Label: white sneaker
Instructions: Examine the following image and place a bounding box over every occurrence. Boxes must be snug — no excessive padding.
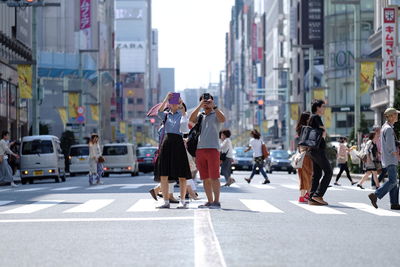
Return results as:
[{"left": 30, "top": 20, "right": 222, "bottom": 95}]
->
[
  {"left": 11, "top": 182, "right": 19, "bottom": 188},
  {"left": 177, "top": 202, "right": 188, "bottom": 209}
]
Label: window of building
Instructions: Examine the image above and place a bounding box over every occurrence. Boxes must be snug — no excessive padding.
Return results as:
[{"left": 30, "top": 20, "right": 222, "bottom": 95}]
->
[
  {"left": 137, "top": 98, "right": 143, "bottom": 104},
  {"left": 128, "top": 98, "right": 134, "bottom": 104}
]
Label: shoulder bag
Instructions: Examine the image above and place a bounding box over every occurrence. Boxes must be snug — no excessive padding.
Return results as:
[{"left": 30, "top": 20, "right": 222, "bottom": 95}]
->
[
  {"left": 187, "top": 114, "right": 204, "bottom": 157},
  {"left": 261, "top": 142, "right": 270, "bottom": 159},
  {"left": 290, "top": 149, "right": 306, "bottom": 169},
  {"left": 298, "top": 126, "right": 323, "bottom": 149}
]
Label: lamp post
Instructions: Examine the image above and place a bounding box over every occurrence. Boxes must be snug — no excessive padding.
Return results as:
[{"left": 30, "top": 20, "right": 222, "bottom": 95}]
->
[
  {"left": 293, "top": 44, "right": 314, "bottom": 112},
  {"left": 331, "top": 0, "right": 361, "bottom": 142}
]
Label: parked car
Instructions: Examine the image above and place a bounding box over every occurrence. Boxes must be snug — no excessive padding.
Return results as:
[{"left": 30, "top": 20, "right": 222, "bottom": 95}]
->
[
  {"left": 231, "top": 147, "right": 254, "bottom": 172},
  {"left": 69, "top": 144, "right": 90, "bottom": 177},
  {"left": 102, "top": 143, "right": 139, "bottom": 177},
  {"left": 137, "top": 146, "right": 157, "bottom": 173},
  {"left": 20, "top": 135, "right": 66, "bottom": 184},
  {"left": 266, "top": 149, "right": 296, "bottom": 174}
]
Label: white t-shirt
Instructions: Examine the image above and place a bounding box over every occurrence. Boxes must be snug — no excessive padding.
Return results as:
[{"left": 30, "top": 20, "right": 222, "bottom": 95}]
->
[
  {"left": 249, "top": 138, "right": 263, "bottom": 158},
  {"left": 220, "top": 138, "right": 233, "bottom": 159}
]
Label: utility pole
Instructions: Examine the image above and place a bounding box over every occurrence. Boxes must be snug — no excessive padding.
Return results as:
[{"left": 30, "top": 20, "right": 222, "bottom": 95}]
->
[
  {"left": 31, "top": 5, "right": 39, "bottom": 135},
  {"left": 354, "top": 4, "right": 361, "bottom": 141}
]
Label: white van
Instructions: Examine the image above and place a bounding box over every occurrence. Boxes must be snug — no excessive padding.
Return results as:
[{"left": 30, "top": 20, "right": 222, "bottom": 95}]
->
[
  {"left": 20, "top": 135, "right": 66, "bottom": 184},
  {"left": 102, "top": 143, "right": 139, "bottom": 177},
  {"left": 69, "top": 144, "right": 90, "bottom": 176}
]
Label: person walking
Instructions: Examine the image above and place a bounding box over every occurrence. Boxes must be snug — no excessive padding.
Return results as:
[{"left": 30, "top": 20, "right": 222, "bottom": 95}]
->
[
  {"left": 156, "top": 93, "right": 192, "bottom": 209},
  {"left": 244, "top": 129, "right": 270, "bottom": 184},
  {"left": 88, "top": 133, "right": 103, "bottom": 185},
  {"left": 0, "top": 131, "right": 19, "bottom": 187},
  {"left": 307, "top": 99, "right": 333, "bottom": 206},
  {"left": 295, "top": 112, "right": 313, "bottom": 203},
  {"left": 334, "top": 137, "right": 356, "bottom": 186},
  {"left": 189, "top": 93, "right": 226, "bottom": 209},
  {"left": 371, "top": 126, "right": 386, "bottom": 188},
  {"left": 357, "top": 132, "right": 380, "bottom": 189},
  {"left": 220, "top": 129, "right": 235, "bottom": 187},
  {"left": 368, "top": 108, "right": 400, "bottom": 210}
]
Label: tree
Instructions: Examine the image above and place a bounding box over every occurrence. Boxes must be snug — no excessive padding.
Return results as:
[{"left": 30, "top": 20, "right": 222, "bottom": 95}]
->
[
  {"left": 29, "top": 123, "right": 51, "bottom": 135},
  {"left": 348, "top": 113, "right": 370, "bottom": 143}
]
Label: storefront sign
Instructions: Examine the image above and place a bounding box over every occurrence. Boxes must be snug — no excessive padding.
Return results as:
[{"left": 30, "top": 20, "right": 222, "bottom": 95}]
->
[{"left": 382, "top": 7, "right": 397, "bottom": 79}]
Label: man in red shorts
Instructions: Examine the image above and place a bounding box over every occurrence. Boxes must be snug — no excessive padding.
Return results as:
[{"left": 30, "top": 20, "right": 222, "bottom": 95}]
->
[{"left": 189, "top": 93, "right": 226, "bottom": 208}]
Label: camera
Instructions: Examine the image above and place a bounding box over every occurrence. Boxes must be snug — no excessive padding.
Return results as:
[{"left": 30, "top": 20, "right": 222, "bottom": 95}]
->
[{"left": 203, "top": 93, "right": 211, "bottom": 100}]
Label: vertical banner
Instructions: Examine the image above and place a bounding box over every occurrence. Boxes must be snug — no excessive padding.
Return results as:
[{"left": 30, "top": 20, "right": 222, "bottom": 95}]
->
[
  {"left": 382, "top": 7, "right": 397, "bottom": 79},
  {"left": 291, "top": 104, "right": 299, "bottom": 121},
  {"left": 68, "top": 93, "right": 79, "bottom": 118},
  {"left": 313, "top": 89, "right": 325, "bottom": 100},
  {"left": 119, "top": 121, "right": 126, "bottom": 134},
  {"left": 324, "top": 107, "right": 332, "bottom": 129},
  {"left": 360, "top": 62, "right": 375, "bottom": 95},
  {"left": 18, "top": 65, "right": 32, "bottom": 99},
  {"left": 80, "top": 0, "right": 91, "bottom": 49},
  {"left": 90, "top": 105, "right": 99, "bottom": 121},
  {"left": 57, "top": 108, "right": 67, "bottom": 125}
]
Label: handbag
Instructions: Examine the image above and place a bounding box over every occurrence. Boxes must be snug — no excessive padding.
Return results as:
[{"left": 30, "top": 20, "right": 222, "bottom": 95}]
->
[
  {"left": 98, "top": 156, "right": 105, "bottom": 163},
  {"left": 187, "top": 114, "right": 204, "bottom": 157},
  {"left": 220, "top": 149, "right": 229, "bottom": 161},
  {"left": 261, "top": 143, "right": 269, "bottom": 159},
  {"left": 290, "top": 150, "right": 306, "bottom": 169},
  {"left": 298, "top": 126, "right": 323, "bottom": 149},
  {"left": 0, "top": 154, "right": 3, "bottom": 163}
]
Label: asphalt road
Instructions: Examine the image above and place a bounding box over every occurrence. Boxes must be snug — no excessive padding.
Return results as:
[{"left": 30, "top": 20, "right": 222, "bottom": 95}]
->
[{"left": 0, "top": 171, "right": 399, "bottom": 267}]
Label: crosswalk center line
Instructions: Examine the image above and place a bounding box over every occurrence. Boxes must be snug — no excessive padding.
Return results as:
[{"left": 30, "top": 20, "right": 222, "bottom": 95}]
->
[
  {"left": 2, "top": 200, "right": 64, "bottom": 214},
  {"left": 240, "top": 199, "right": 284, "bottom": 213},
  {"left": 289, "top": 201, "right": 346, "bottom": 215},
  {"left": 64, "top": 199, "right": 115, "bottom": 213},
  {"left": 339, "top": 202, "right": 400, "bottom": 217},
  {"left": 127, "top": 199, "right": 159, "bottom": 212}
]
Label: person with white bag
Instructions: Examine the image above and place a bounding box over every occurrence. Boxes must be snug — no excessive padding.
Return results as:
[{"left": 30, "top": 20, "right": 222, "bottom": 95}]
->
[{"left": 294, "top": 112, "right": 313, "bottom": 203}]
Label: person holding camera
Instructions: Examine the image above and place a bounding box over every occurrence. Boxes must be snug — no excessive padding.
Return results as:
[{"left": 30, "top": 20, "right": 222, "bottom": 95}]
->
[
  {"left": 88, "top": 133, "right": 103, "bottom": 185},
  {"left": 0, "top": 131, "right": 19, "bottom": 187},
  {"left": 368, "top": 108, "right": 400, "bottom": 210},
  {"left": 156, "top": 93, "right": 192, "bottom": 209},
  {"left": 189, "top": 93, "right": 225, "bottom": 209}
]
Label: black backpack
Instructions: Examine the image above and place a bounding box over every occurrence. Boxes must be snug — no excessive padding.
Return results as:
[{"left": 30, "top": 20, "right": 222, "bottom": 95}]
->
[{"left": 187, "top": 114, "right": 204, "bottom": 157}]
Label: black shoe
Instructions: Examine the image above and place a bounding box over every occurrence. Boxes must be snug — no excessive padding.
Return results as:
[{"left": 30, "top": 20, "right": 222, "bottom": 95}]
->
[
  {"left": 149, "top": 189, "right": 158, "bottom": 201},
  {"left": 351, "top": 182, "right": 357, "bottom": 186},
  {"left": 169, "top": 198, "right": 179, "bottom": 204},
  {"left": 244, "top": 178, "right": 251, "bottom": 184},
  {"left": 391, "top": 204, "right": 400, "bottom": 210},
  {"left": 368, "top": 193, "right": 378, "bottom": 209},
  {"left": 357, "top": 184, "right": 365, "bottom": 190},
  {"left": 262, "top": 179, "right": 270, "bottom": 184}
]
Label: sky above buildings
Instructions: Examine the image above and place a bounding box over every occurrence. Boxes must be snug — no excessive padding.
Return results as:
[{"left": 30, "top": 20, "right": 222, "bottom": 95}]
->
[{"left": 152, "top": 0, "right": 235, "bottom": 92}]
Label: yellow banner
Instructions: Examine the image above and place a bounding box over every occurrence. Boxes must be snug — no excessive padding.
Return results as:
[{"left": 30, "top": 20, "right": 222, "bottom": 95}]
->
[
  {"left": 360, "top": 62, "right": 375, "bottom": 95},
  {"left": 313, "top": 89, "right": 325, "bottom": 100},
  {"left": 291, "top": 104, "right": 299, "bottom": 121},
  {"left": 119, "top": 121, "right": 126, "bottom": 134},
  {"left": 18, "top": 65, "right": 32, "bottom": 99},
  {"left": 262, "top": 121, "right": 268, "bottom": 133},
  {"left": 90, "top": 105, "right": 99, "bottom": 121},
  {"left": 325, "top": 107, "right": 332, "bottom": 128},
  {"left": 57, "top": 108, "right": 67, "bottom": 125},
  {"left": 68, "top": 93, "right": 79, "bottom": 118}
]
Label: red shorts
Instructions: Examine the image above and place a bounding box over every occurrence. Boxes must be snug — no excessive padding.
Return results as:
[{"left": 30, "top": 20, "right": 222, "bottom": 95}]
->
[{"left": 196, "top": 149, "right": 220, "bottom": 180}]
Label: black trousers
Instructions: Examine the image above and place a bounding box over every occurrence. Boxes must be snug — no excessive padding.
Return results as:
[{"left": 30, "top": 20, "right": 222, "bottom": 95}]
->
[
  {"left": 309, "top": 149, "right": 333, "bottom": 198},
  {"left": 335, "top": 163, "right": 353, "bottom": 183}
]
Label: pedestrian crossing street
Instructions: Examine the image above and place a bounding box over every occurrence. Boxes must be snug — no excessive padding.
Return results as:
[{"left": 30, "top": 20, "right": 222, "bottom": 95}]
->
[{"left": 0, "top": 198, "right": 399, "bottom": 217}]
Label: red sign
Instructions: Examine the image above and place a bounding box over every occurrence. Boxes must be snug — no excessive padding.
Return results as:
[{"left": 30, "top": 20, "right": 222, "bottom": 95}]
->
[
  {"left": 80, "top": 0, "right": 91, "bottom": 30},
  {"left": 382, "top": 8, "right": 397, "bottom": 79}
]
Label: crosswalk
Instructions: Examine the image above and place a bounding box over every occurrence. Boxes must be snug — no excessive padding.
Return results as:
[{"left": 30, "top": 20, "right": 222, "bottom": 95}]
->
[{"left": 0, "top": 198, "right": 399, "bottom": 217}]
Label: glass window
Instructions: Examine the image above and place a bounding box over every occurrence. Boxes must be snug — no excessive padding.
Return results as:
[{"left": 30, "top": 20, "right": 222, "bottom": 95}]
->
[
  {"left": 103, "top": 146, "right": 128, "bottom": 155},
  {"left": 137, "top": 98, "right": 143, "bottom": 104},
  {"left": 22, "top": 140, "right": 54, "bottom": 155},
  {"left": 70, "top": 146, "right": 89, "bottom": 156},
  {"left": 128, "top": 98, "right": 134, "bottom": 104}
]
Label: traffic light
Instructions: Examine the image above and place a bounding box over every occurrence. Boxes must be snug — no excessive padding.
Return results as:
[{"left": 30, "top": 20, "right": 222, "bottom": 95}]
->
[
  {"left": 150, "top": 118, "right": 156, "bottom": 124},
  {"left": 257, "top": 99, "right": 264, "bottom": 110}
]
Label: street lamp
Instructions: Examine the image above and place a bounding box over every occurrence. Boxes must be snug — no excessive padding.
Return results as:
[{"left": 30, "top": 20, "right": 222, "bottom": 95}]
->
[
  {"left": 273, "top": 67, "right": 291, "bottom": 150},
  {"left": 331, "top": 0, "right": 361, "bottom": 142}
]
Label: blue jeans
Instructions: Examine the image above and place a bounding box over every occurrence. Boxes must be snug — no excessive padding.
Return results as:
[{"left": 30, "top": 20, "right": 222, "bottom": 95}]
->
[
  {"left": 249, "top": 162, "right": 268, "bottom": 179},
  {"left": 375, "top": 165, "right": 399, "bottom": 204}
]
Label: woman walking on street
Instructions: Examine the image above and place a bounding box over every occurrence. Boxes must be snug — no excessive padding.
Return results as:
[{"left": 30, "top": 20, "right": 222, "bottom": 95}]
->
[
  {"left": 0, "top": 131, "right": 19, "bottom": 187},
  {"left": 334, "top": 137, "right": 356, "bottom": 186},
  {"left": 88, "top": 133, "right": 103, "bottom": 185},
  {"left": 295, "top": 112, "right": 313, "bottom": 203},
  {"left": 156, "top": 93, "right": 192, "bottom": 209},
  {"left": 220, "top": 129, "right": 235, "bottom": 186},
  {"left": 244, "top": 129, "right": 270, "bottom": 184},
  {"left": 357, "top": 132, "right": 380, "bottom": 189}
]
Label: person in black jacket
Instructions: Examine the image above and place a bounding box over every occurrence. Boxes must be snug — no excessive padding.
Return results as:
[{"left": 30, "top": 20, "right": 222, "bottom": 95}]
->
[{"left": 307, "top": 99, "right": 333, "bottom": 206}]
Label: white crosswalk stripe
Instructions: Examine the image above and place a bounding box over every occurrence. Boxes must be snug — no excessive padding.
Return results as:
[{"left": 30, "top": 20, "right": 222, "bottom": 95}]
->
[
  {"left": 240, "top": 199, "right": 283, "bottom": 213},
  {"left": 289, "top": 201, "right": 346, "bottom": 215},
  {"left": 251, "top": 184, "right": 275, "bottom": 189},
  {"left": 1, "top": 200, "right": 64, "bottom": 214},
  {"left": 127, "top": 199, "right": 159, "bottom": 212},
  {"left": 339, "top": 202, "right": 400, "bottom": 217},
  {"left": 86, "top": 185, "right": 116, "bottom": 190},
  {"left": 52, "top": 187, "right": 80, "bottom": 191},
  {"left": 0, "top": 189, "right": 11, "bottom": 192},
  {"left": 342, "top": 186, "right": 374, "bottom": 192},
  {"left": 64, "top": 199, "right": 115, "bottom": 213},
  {"left": 16, "top": 187, "right": 48, "bottom": 192},
  {"left": 0, "top": 201, "right": 14, "bottom": 206}
]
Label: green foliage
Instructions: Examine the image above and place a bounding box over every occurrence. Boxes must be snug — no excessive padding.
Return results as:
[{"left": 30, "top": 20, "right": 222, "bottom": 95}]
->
[
  {"left": 60, "top": 131, "right": 76, "bottom": 173},
  {"left": 348, "top": 113, "right": 371, "bottom": 143},
  {"left": 29, "top": 123, "right": 51, "bottom": 135}
]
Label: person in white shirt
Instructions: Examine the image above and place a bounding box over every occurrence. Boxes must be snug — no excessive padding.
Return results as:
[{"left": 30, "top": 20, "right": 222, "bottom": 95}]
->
[
  {"left": 220, "top": 129, "right": 235, "bottom": 186},
  {"left": 244, "top": 129, "right": 270, "bottom": 184},
  {"left": 0, "top": 131, "right": 19, "bottom": 187},
  {"left": 88, "top": 134, "right": 103, "bottom": 185}
]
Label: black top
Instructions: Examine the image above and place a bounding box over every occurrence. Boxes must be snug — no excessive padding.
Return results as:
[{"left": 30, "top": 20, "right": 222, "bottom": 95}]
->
[{"left": 308, "top": 114, "right": 326, "bottom": 150}]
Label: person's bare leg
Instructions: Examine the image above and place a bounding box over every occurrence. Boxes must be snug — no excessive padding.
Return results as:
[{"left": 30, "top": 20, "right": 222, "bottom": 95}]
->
[
  {"left": 358, "top": 171, "right": 370, "bottom": 185},
  {"left": 160, "top": 176, "right": 169, "bottom": 201},
  {"left": 210, "top": 179, "right": 221, "bottom": 203},
  {"left": 179, "top": 178, "right": 187, "bottom": 201},
  {"left": 203, "top": 179, "right": 213, "bottom": 203},
  {"left": 372, "top": 171, "right": 380, "bottom": 188}
]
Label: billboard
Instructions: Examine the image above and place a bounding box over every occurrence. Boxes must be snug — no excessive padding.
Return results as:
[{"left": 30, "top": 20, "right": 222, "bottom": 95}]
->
[
  {"left": 16, "top": 8, "right": 32, "bottom": 48},
  {"left": 382, "top": 7, "right": 397, "bottom": 79},
  {"left": 117, "top": 42, "right": 146, "bottom": 73},
  {"left": 301, "top": 0, "right": 324, "bottom": 50}
]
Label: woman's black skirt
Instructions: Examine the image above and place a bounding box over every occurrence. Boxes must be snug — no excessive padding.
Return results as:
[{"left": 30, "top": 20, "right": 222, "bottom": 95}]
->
[{"left": 155, "top": 133, "right": 192, "bottom": 181}]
